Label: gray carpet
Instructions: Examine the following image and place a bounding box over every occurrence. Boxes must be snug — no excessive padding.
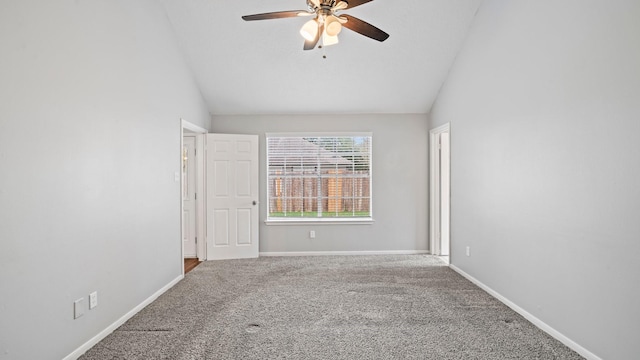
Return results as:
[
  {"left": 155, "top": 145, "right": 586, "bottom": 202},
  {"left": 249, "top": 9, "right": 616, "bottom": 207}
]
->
[{"left": 80, "top": 255, "right": 583, "bottom": 359}]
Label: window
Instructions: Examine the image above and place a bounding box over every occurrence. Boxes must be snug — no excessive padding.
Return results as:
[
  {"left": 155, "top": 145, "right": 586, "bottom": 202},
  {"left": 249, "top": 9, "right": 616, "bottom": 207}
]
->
[{"left": 266, "top": 133, "right": 372, "bottom": 222}]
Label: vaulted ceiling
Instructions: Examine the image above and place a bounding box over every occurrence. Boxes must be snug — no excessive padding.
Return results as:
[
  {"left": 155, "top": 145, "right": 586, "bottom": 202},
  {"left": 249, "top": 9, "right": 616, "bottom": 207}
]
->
[{"left": 160, "top": 0, "right": 482, "bottom": 115}]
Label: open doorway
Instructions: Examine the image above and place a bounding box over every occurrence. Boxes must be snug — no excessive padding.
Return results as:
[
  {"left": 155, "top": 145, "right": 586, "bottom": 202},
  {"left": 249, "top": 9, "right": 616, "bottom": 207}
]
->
[
  {"left": 430, "top": 123, "right": 450, "bottom": 264},
  {"left": 181, "top": 119, "right": 207, "bottom": 274},
  {"left": 183, "top": 134, "right": 198, "bottom": 259}
]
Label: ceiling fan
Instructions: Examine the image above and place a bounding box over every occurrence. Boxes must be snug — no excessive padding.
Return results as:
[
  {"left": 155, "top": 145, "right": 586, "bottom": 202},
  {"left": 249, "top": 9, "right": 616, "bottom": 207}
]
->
[{"left": 242, "top": 0, "right": 389, "bottom": 50}]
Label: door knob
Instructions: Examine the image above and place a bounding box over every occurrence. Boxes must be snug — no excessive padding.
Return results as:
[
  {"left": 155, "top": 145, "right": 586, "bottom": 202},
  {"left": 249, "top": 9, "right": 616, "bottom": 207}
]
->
[{"left": 253, "top": 201, "right": 257, "bottom": 205}]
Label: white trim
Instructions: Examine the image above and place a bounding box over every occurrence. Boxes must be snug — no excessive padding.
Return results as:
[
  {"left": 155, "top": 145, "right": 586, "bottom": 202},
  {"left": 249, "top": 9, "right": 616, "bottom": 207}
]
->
[
  {"left": 181, "top": 119, "right": 207, "bottom": 134},
  {"left": 265, "top": 218, "right": 374, "bottom": 225},
  {"left": 63, "top": 275, "right": 183, "bottom": 360},
  {"left": 266, "top": 131, "right": 373, "bottom": 138},
  {"left": 260, "top": 250, "right": 429, "bottom": 257},
  {"left": 429, "top": 123, "right": 450, "bottom": 256},
  {"left": 180, "top": 123, "right": 185, "bottom": 274},
  {"left": 195, "top": 134, "right": 206, "bottom": 261},
  {"left": 448, "top": 265, "right": 602, "bottom": 360}
]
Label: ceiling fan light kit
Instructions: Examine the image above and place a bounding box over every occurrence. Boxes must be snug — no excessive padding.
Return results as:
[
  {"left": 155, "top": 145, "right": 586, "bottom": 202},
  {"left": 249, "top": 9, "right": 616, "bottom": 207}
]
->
[
  {"left": 325, "top": 15, "right": 343, "bottom": 37},
  {"left": 300, "top": 19, "right": 319, "bottom": 41},
  {"left": 323, "top": 32, "right": 339, "bottom": 46},
  {"left": 242, "top": 0, "right": 389, "bottom": 51}
]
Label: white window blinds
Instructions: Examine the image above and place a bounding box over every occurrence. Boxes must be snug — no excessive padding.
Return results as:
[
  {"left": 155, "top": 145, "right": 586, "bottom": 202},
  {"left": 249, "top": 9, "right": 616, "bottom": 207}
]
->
[{"left": 266, "top": 134, "right": 372, "bottom": 220}]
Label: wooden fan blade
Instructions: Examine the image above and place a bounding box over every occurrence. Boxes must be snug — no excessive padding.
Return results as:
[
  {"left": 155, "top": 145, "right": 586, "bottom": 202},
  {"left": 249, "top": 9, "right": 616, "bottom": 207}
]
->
[
  {"left": 341, "top": 14, "right": 389, "bottom": 42},
  {"left": 242, "top": 11, "right": 309, "bottom": 21},
  {"left": 344, "top": 0, "right": 374, "bottom": 9},
  {"left": 304, "top": 24, "right": 323, "bottom": 50}
]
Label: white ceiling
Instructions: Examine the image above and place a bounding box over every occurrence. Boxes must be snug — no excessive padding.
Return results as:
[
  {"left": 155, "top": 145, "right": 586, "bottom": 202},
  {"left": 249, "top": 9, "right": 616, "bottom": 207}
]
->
[{"left": 160, "top": 0, "right": 482, "bottom": 115}]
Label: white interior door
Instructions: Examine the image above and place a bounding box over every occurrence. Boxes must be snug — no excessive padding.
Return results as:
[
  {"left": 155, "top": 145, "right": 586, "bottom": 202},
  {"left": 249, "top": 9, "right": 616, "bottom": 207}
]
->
[
  {"left": 182, "top": 136, "right": 197, "bottom": 258},
  {"left": 206, "top": 134, "right": 259, "bottom": 260}
]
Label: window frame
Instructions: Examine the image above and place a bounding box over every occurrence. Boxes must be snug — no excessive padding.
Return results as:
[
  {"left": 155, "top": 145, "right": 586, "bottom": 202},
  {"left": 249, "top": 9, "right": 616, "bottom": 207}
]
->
[{"left": 264, "top": 132, "right": 374, "bottom": 225}]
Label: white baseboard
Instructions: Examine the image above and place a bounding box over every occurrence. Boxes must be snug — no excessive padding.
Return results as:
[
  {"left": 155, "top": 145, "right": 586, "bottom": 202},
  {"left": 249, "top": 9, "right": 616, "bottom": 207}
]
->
[
  {"left": 63, "top": 275, "right": 184, "bottom": 360},
  {"left": 260, "top": 250, "right": 430, "bottom": 257},
  {"left": 449, "top": 264, "right": 601, "bottom": 360}
]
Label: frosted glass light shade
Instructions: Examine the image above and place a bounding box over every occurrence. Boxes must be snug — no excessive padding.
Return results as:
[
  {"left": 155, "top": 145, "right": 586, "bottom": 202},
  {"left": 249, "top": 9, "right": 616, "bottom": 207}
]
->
[
  {"left": 323, "top": 32, "right": 339, "bottom": 46},
  {"left": 300, "top": 20, "right": 318, "bottom": 41},
  {"left": 325, "top": 16, "right": 342, "bottom": 36}
]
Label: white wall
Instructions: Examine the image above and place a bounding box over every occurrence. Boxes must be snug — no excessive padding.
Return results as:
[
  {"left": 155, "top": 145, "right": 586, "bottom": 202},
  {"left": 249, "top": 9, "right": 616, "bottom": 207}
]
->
[
  {"left": 0, "top": 1, "right": 210, "bottom": 359},
  {"left": 211, "top": 114, "right": 429, "bottom": 254},
  {"left": 430, "top": 1, "right": 640, "bottom": 359}
]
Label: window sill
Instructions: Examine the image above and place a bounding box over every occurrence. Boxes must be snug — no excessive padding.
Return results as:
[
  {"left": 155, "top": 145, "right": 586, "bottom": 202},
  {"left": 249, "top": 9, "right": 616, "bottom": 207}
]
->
[{"left": 265, "top": 218, "right": 375, "bottom": 226}]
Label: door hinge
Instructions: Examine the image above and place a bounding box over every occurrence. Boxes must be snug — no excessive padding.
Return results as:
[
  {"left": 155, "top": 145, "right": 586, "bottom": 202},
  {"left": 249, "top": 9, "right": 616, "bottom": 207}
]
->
[
  {"left": 195, "top": 193, "right": 197, "bottom": 200},
  {"left": 195, "top": 236, "right": 197, "bottom": 244}
]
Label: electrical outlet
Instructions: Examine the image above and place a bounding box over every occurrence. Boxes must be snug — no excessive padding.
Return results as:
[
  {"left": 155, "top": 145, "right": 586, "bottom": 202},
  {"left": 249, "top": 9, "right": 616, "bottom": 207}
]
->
[
  {"left": 309, "top": 230, "right": 316, "bottom": 239},
  {"left": 74, "top": 298, "right": 84, "bottom": 319},
  {"left": 89, "top": 291, "right": 98, "bottom": 309},
  {"left": 466, "top": 246, "right": 470, "bottom": 257}
]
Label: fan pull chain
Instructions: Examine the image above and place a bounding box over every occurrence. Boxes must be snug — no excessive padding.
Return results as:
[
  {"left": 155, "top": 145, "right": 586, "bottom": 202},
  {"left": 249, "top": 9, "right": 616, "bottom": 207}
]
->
[{"left": 319, "top": 45, "right": 327, "bottom": 59}]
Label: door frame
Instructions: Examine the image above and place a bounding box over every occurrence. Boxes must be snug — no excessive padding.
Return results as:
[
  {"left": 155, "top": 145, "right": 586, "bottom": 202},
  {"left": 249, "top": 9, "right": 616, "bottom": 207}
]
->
[
  {"left": 429, "top": 123, "right": 451, "bottom": 259},
  {"left": 181, "top": 119, "right": 207, "bottom": 268}
]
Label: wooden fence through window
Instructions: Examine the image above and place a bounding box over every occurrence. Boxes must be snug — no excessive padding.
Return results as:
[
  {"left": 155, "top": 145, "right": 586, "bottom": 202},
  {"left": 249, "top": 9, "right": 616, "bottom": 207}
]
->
[{"left": 269, "top": 170, "right": 370, "bottom": 215}]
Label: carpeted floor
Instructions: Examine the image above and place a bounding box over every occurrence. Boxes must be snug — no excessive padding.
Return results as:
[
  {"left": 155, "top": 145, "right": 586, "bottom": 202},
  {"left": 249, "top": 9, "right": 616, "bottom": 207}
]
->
[{"left": 80, "top": 255, "right": 584, "bottom": 359}]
